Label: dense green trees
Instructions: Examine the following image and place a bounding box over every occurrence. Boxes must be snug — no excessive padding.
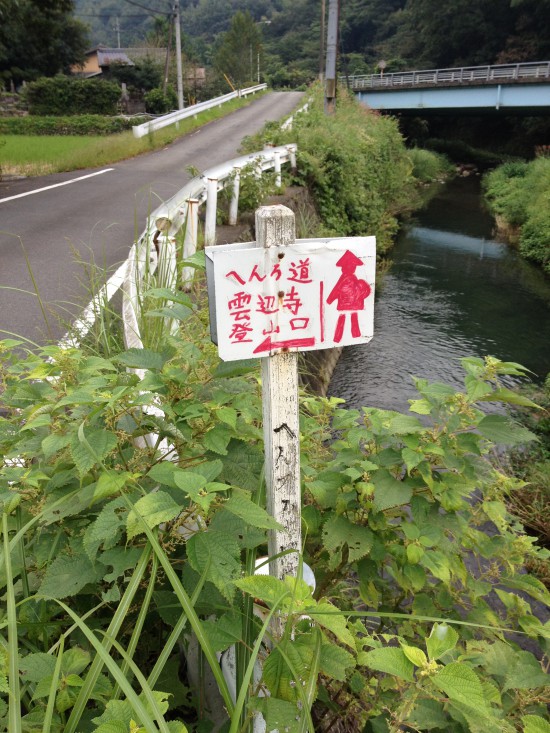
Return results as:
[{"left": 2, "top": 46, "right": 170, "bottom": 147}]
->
[
  {"left": 213, "top": 11, "right": 262, "bottom": 88},
  {"left": 0, "top": 0, "right": 89, "bottom": 86}
]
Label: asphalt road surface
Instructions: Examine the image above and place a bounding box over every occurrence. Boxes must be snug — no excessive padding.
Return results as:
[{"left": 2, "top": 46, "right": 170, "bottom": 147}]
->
[{"left": 0, "top": 91, "right": 304, "bottom": 345}]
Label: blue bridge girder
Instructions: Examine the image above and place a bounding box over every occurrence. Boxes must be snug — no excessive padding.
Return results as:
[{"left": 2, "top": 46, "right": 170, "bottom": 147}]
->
[{"left": 345, "top": 61, "right": 550, "bottom": 114}]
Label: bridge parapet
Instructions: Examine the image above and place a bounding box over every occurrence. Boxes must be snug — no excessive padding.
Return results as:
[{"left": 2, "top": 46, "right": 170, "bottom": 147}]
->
[{"left": 346, "top": 61, "right": 550, "bottom": 91}]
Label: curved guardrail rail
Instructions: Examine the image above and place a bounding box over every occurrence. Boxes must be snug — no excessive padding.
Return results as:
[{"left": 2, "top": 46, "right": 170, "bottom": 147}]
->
[
  {"left": 346, "top": 60, "right": 550, "bottom": 90},
  {"left": 122, "top": 143, "right": 298, "bottom": 351},
  {"left": 132, "top": 84, "right": 267, "bottom": 138}
]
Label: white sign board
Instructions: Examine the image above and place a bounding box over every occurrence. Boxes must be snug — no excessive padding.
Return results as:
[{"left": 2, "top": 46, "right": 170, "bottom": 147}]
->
[{"left": 205, "top": 237, "right": 376, "bottom": 362}]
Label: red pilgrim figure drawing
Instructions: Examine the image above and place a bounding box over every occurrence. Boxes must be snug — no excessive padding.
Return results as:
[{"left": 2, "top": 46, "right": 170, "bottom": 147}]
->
[{"left": 326, "top": 250, "right": 371, "bottom": 343}]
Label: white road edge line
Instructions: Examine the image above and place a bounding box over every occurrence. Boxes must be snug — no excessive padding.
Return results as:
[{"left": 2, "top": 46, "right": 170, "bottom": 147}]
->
[{"left": 0, "top": 168, "right": 115, "bottom": 204}]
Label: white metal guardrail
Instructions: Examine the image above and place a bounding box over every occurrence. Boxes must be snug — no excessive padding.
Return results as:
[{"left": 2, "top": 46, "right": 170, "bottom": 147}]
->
[
  {"left": 132, "top": 84, "right": 267, "bottom": 138},
  {"left": 346, "top": 61, "right": 550, "bottom": 90}
]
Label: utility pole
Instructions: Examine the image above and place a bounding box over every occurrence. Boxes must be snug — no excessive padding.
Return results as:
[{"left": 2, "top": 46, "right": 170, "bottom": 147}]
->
[
  {"left": 319, "top": 0, "right": 326, "bottom": 82},
  {"left": 162, "top": 16, "right": 173, "bottom": 95},
  {"left": 114, "top": 17, "right": 121, "bottom": 49},
  {"left": 173, "top": 0, "right": 184, "bottom": 109},
  {"left": 324, "top": 0, "right": 339, "bottom": 114}
]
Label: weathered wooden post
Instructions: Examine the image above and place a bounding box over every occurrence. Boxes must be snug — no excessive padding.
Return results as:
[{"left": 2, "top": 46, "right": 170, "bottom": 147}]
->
[{"left": 256, "top": 205, "right": 302, "bottom": 583}]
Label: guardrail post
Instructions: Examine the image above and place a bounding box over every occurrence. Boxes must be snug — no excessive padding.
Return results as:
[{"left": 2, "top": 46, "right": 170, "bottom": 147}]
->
[
  {"left": 229, "top": 168, "right": 241, "bottom": 226},
  {"left": 182, "top": 198, "right": 199, "bottom": 288},
  {"left": 273, "top": 150, "right": 282, "bottom": 188},
  {"left": 205, "top": 177, "right": 218, "bottom": 246},
  {"left": 288, "top": 145, "right": 297, "bottom": 169}
]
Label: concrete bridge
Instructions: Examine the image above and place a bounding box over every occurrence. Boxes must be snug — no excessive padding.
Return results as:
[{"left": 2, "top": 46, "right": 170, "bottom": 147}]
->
[{"left": 345, "top": 61, "right": 550, "bottom": 114}]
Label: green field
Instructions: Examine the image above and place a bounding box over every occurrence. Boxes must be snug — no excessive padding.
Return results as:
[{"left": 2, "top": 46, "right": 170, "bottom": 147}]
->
[
  {"left": 0, "top": 95, "right": 261, "bottom": 177},
  {"left": 0, "top": 135, "right": 105, "bottom": 175}
]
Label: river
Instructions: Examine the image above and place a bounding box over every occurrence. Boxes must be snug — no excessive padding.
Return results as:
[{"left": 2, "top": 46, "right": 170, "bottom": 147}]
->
[{"left": 328, "top": 176, "right": 550, "bottom": 413}]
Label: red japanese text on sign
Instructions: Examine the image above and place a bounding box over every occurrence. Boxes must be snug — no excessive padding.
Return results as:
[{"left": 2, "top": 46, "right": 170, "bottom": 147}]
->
[{"left": 206, "top": 238, "right": 376, "bottom": 361}]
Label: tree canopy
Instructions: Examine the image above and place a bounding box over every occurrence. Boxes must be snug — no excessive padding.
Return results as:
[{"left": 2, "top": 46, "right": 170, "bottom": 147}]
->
[{"left": 0, "top": 0, "right": 89, "bottom": 86}]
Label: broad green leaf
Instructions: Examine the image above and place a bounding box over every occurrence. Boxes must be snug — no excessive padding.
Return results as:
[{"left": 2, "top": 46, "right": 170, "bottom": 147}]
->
[
  {"left": 477, "top": 388, "right": 540, "bottom": 408},
  {"left": 93, "top": 471, "right": 132, "bottom": 502},
  {"left": 62, "top": 648, "right": 90, "bottom": 676},
  {"left": 465, "top": 375, "right": 493, "bottom": 401},
  {"left": 432, "top": 662, "right": 487, "bottom": 711},
  {"left": 187, "top": 530, "right": 240, "bottom": 600},
  {"left": 408, "top": 398, "right": 432, "bottom": 415},
  {"left": 126, "top": 492, "right": 181, "bottom": 540},
  {"left": 114, "top": 348, "right": 167, "bottom": 370},
  {"left": 372, "top": 470, "right": 413, "bottom": 511},
  {"left": 426, "top": 623, "right": 459, "bottom": 660},
  {"left": 248, "top": 696, "right": 300, "bottom": 733},
  {"left": 39, "top": 554, "right": 99, "bottom": 599},
  {"left": 522, "top": 715, "right": 550, "bottom": 733},
  {"left": 94, "top": 722, "right": 128, "bottom": 733},
  {"left": 42, "top": 432, "right": 71, "bottom": 460},
  {"left": 83, "top": 496, "right": 127, "bottom": 561},
  {"left": 400, "top": 644, "right": 427, "bottom": 668},
  {"left": 407, "top": 699, "right": 448, "bottom": 730},
  {"left": 201, "top": 612, "right": 242, "bottom": 653},
  {"left": 147, "top": 303, "right": 193, "bottom": 321},
  {"left": 402, "top": 447, "right": 424, "bottom": 472},
  {"left": 311, "top": 601, "right": 355, "bottom": 649},
  {"left": 263, "top": 641, "right": 310, "bottom": 702},
  {"left": 320, "top": 642, "right": 355, "bottom": 681},
  {"left": 203, "top": 424, "right": 232, "bottom": 455},
  {"left": 20, "top": 653, "right": 56, "bottom": 683},
  {"left": 389, "top": 415, "right": 424, "bottom": 434},
  {"left": 359, "top": 647, "right": 415, "bottom": 682},
  {"left": 172, "top": 471, "right": 207, "bottom": 494},
  {"left": 224, "top": 492, "right": 282, "bottom": 530},
  {"left": 217, "top": 406, "right": 238, "bottom": 429},
  {"left": 213, "top": 359, "right": 259, "bottom": 378},
  {"left": 235, "top": 574, "right": 287, "bottom": 607},
  {"left": 100, "top": 546, "right": 143, "bottom": 582},
  {"left": 477, "top": 414, "right": 537, "bottom": 446},
  {"left": 220, "top": 439, "right": 263, "bottom": 491},
  {"left": 322, "top": 514, "right": 373, "bottom": 568},
  {"left": 70, "top": 428, "right": 118, "bottom": 476},
  {"left": 503, "top": 650, "right": 550, "bottom": 691}
]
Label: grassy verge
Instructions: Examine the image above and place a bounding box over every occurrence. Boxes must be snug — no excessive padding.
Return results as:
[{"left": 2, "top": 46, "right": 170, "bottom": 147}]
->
[{"left": 0, "top": 94, "right": 265, "bottom": 177}]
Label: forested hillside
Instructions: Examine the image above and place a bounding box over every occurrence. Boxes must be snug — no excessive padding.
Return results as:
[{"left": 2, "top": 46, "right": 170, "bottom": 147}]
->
[{"left": 73, "top": 0, "right": 550, "bottom": 82}]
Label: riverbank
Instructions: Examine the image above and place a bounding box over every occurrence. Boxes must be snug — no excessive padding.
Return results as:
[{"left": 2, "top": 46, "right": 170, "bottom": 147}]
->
[{"left": 483, "top": 157, "right": 550, "bottom": 276}]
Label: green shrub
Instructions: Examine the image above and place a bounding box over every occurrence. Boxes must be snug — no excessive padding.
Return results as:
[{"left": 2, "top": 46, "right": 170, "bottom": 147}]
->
[
  {"left": 0, "top": 114, "right": 148, "bottom": 136},
  {"left": 144, "top": 86, "right": 178, "bottom": 114},
  {"left": 519, "top": 204, "right": 550, "bottom": 273},
  {"left": 26, "top": 75, "right": 121, "bottom": 116},
  {"left": 484, "top": 157, "right": 550, "bottom": 270},
  {"left": 408, "top": 147, "right": 453, "bottom": 183},
  {"left": 242, "top": 85, "right": 425, "bottom": 255},
  {"left": 1, "top": 309, "right": 549, "bottom": 732}
]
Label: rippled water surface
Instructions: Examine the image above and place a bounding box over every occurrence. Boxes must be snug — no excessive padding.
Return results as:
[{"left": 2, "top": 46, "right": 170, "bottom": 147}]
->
[{"left": 328, "top": 177, "right": 550, "bottom": 412}]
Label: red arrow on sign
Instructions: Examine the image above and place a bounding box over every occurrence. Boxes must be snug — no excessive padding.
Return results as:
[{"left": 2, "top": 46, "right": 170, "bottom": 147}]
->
[{"left": 253, "top": 335, "right": 316, "bottom": 354}]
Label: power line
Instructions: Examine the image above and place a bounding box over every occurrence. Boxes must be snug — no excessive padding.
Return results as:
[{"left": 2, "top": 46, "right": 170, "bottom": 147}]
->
[{"left": 120, "top": 0, "right": 171, "bottom": 16}]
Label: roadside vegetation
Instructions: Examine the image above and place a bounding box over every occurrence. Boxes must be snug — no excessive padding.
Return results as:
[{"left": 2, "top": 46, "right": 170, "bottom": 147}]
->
[
  {"left": 1, "top": 90, "right": 549, "bottom": 733},
  {"left": 483, "top": 155, "right": 550, "bottom": 275}
]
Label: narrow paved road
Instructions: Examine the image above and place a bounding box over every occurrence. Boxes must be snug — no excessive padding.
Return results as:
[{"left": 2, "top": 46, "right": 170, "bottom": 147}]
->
[{"left": 0, "top": 91, "right": 303, "bottom": 345}]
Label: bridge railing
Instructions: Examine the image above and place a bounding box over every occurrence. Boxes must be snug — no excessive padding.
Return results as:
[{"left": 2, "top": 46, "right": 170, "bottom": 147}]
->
[{"left": 346, "top": 61, "right": 550, "bottom": 90}]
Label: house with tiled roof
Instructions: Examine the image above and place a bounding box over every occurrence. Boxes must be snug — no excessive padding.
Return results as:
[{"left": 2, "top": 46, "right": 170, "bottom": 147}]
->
[{"left": 72, "top": 47, "right": 135, "bottom": 78}]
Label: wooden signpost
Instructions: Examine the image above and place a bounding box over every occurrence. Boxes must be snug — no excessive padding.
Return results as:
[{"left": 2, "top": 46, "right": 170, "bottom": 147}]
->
[{"left": 205, "top": 205, "right": 376, "bottom": 585}]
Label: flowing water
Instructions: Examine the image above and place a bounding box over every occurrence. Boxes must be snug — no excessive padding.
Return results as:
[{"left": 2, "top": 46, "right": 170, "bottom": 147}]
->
[{"left": 328, "top": 176, "right": 550, "bottom": 412}]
